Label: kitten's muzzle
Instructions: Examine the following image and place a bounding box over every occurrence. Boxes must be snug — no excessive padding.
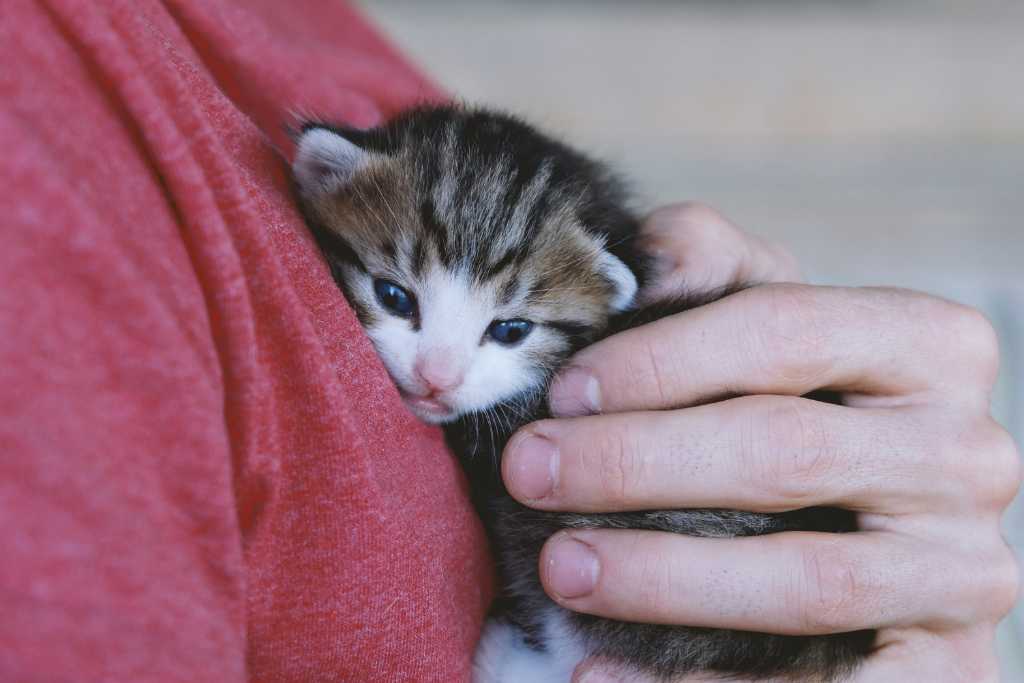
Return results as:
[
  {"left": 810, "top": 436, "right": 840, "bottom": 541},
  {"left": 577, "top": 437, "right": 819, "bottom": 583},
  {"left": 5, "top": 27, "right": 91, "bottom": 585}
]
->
[
  {"left": 414, "top": 352, "right": 465, "bottom": 394},
  {"left": 399, "top": 388, "right": 455, "bottom": 422}
]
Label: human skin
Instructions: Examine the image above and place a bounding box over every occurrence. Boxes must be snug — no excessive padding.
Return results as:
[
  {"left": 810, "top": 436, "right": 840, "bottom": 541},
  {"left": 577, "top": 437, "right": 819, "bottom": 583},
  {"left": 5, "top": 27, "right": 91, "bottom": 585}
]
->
[{"left": 501, "top": 203, "right": 1022, "bottom": 682}]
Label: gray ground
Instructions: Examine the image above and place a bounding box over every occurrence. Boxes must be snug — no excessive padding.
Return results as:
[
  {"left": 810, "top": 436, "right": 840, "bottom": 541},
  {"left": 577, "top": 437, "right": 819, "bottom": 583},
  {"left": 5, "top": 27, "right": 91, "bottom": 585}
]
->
[{"left": 361, "top": 1, "right": 1024, "bottom": 675}]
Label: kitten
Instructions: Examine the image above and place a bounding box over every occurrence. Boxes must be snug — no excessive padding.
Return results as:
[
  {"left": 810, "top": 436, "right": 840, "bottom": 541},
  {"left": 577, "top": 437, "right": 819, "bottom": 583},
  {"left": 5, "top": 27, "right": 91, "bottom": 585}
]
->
[{"left": 291, "top": 105, "right": 873, "bottom": 682}]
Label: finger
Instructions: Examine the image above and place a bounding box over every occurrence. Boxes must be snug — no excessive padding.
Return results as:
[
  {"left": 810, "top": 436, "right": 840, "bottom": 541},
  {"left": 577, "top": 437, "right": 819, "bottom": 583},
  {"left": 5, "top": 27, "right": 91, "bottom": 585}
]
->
[
  {"left": 549, "top": 284, "right": 999, "bottom": 416},
  {"left": 638, "top": 203, "right": 802, "bottom": 305},
  {"left": 573, "top": 656, "right": 735, "bottom": 683},
  {"left": 538, "top": 529, "right": 994, "bottom": 635},
  {"left": 504, "top": 397, "right": 957, "bottom": 514},
  {"left": 572, "top": 630, "right": 1001, "bottom": 683},
  {"left": 571, "top": 657, "right": 656, "bottom": 683},
  {"left": 853, "top": 627, "right": 1001, "bottom": 682}
]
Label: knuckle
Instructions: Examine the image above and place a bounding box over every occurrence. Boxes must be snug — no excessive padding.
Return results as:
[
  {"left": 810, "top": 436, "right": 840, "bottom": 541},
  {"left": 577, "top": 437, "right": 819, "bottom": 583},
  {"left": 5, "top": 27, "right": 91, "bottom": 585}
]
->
[
  {"left": 938, "top": 301, "right": 1000, "bottom": 378},
  {"left": 956, "top": 632, "right": 1002, "bottom": 683},
  {"left": 986, "top": 422, "right": 1022, "bottom": 506},
  {"left": 751, "top": 398, "right": 835, "bottom": 504},
  {"left": 633, "top": 330, "right": 685, "bottom": 409},
  {"left": 767, "top": 241, "right": 802, "bottom": 282},
  {"left": 660, "top": 201, "right": 731, "bottom": 235},
  {"left": 648, "top": 202, "right": 741, "bottom": 253},
  {"left": 794, "top": 541, "right": 866, "bottom": 633},
  {"left": 595, "top": 426, "right": 643, "bottom": 506},
  {"left": 985, "top": 543, "right": 1020, "bottom": 619},
  {"left": 633, "top": 544, "right": 676, "bottom": 612},
  {"left": 965, "top": 650, "right": 1001, "bottom": 683},
  {"left": 962, "top": 419, "right": 1022, "bottom": 508},
  {"left": 750, "top": 284, "right": 833, "bottom": 386},
  {"left": 974, "top": 540, "right": 1024, "bottom": 622},
  {"left": 949, "top": 529, "right": 1020, "bottom": 623},
  {"left": 943, "top": 631, "right": 1002, "bottom": 683}
]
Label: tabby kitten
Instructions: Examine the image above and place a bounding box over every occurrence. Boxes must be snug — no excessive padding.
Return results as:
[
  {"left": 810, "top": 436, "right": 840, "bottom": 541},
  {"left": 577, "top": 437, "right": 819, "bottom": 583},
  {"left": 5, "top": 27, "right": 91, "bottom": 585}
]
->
[{"left": 291, "top": 105, "right": 873, "bottom": 682}]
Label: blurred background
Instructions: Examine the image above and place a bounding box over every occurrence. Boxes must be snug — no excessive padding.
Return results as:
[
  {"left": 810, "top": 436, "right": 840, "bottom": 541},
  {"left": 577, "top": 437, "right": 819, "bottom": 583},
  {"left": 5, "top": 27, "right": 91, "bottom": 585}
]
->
[{"left": 360, "top": 0, "right": 1024, "bottom": 675}]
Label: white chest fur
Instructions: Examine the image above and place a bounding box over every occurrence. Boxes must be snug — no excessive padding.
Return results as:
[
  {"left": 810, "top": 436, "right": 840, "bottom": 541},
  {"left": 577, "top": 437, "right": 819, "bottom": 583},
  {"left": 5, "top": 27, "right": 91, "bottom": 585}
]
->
[{"left": 472, "top": 608, "right": 588, "bottom": 683}]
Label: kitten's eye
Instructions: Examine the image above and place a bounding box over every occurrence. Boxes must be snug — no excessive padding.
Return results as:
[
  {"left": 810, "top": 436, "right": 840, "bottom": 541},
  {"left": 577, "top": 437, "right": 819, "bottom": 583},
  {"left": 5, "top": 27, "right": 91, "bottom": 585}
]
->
[
  {"left": 487, "top": 319, "right": 534, "bottom": 346},
  {"left": 373, "top": 279, "right": 417, "bottom": 318}
]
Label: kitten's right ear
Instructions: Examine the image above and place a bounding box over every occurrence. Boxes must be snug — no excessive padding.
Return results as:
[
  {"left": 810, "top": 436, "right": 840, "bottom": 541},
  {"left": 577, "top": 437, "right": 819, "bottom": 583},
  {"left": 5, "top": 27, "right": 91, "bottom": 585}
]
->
[{"left": 292, "top": 125, "right": 367, "bottom": 195}]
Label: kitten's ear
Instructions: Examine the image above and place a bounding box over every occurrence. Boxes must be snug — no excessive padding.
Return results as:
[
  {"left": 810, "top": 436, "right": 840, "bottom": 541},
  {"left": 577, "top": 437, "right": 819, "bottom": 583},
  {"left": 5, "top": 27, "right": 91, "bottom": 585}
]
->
[
  {"left": 292, "top": 125, "right": 367, "bottom": 195},
  {"left": 597, "top": 251, "right": 638, "bottom": 312}
]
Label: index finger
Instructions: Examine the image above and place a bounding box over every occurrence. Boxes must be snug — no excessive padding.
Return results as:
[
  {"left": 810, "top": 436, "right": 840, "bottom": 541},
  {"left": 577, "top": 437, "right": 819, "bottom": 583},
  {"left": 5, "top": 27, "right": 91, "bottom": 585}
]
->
[
  {"left": 549, "top": 284, "right": 998, "bottom": 415},
  {"left": 638, "top": 202, "right": 802, "bottom": 304}
]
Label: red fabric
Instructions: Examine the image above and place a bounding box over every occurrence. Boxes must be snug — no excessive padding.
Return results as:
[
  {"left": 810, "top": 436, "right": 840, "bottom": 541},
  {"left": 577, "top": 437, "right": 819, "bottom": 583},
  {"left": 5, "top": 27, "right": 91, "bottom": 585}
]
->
[{"left": 0, "top": 1, "right": 491, "bottom": 681}]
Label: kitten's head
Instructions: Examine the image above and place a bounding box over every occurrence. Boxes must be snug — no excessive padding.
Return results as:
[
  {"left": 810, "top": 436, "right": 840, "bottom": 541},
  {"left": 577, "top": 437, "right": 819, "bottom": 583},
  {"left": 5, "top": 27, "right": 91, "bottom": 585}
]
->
[{"left": 292, "top": 106, "right": 644, "bottom": 424}]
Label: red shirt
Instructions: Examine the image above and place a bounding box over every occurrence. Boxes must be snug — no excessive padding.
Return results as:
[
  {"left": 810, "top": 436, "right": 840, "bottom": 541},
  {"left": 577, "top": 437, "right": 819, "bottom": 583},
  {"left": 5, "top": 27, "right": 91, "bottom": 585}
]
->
[{"left": 0, "top": 1, "right": 491, "bottom": 681}]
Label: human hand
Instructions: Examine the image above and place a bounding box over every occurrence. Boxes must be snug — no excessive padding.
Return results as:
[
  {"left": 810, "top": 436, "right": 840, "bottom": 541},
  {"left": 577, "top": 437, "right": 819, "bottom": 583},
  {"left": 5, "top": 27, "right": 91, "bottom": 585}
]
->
[{"left": 501, "top": 203, "right": 1021, "bottom": 682}]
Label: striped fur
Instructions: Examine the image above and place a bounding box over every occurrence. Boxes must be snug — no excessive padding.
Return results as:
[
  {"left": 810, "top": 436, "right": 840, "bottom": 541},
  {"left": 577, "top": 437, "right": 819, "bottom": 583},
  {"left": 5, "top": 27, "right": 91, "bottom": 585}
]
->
[
  {"left": 292, "top": 105, "right": 871, "bottom": 682},
  {"left": 293, "top": 106, "right": 644, "bottom": 423}
]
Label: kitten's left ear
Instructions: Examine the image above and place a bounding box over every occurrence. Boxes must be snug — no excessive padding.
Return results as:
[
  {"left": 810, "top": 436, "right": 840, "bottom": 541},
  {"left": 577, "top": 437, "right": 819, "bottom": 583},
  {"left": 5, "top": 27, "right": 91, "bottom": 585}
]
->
[
  {"left": 597, "top": 251, "right": 638, "bottom": 312},
  {"left": 292, "top": 125, "right": 367, "bottom": 195}
]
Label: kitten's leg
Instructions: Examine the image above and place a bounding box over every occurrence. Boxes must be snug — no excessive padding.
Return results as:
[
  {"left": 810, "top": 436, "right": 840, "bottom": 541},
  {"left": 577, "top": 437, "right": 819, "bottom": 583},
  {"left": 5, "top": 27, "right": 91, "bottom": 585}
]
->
[{"left": 472, "top": 612, "right": 585, "bottom": 683}]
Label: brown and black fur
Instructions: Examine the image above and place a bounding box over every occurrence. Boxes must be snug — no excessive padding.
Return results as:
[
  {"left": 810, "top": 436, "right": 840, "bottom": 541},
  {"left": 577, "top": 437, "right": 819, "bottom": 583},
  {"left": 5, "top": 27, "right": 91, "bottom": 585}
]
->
[{"left": 292, "top": 104, "right": 873, "bottom": 682}]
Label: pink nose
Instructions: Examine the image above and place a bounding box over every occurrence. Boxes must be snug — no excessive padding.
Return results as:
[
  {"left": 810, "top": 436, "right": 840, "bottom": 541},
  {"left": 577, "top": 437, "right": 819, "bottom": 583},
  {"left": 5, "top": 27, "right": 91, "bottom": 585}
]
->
[{"left": 414, "top": 355, "right": 464, "bottom": 393}]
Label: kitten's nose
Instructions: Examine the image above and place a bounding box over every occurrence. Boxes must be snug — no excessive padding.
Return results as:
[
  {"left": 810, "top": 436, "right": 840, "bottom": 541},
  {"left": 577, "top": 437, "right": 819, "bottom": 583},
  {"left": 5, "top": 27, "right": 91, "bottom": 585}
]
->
[{"left": 414, "top": 352, "right": 464, "bottom": 394}]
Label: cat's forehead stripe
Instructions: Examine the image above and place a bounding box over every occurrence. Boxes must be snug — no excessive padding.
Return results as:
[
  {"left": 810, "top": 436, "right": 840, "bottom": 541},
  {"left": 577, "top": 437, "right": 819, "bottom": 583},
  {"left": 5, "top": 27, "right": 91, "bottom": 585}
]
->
[
  {"left": 479, "top": 245, "right": 522, "bottom": 283},
  {"left": 499, "top": 159, "right": 553, "bottom": 249},
  {"left": 408, "top": 112, "right": 567, "bottom": 270},
  {"left": 497, "top": 276, "right": 520, "bottom": 307},
  {"left": 429, "top": 155, "right": 560, "bottom": 283},
  {"left": 420, "top": 197, "right": 454, "bottom": 269},
  {"left": 410, "top": 235, "right": 427, "bottom": 279}
]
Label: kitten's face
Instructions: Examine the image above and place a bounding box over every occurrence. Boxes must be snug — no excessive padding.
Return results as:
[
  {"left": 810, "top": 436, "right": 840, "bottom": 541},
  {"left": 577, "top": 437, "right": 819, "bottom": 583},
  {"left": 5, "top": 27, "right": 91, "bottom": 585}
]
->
[{"left": 293, "top": 110, "right": 638, "bottom": 424}]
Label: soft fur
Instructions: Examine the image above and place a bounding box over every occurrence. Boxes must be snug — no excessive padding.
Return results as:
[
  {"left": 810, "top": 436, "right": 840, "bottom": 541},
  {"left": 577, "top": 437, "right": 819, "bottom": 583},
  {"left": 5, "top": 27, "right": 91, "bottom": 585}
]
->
[{"left": 292, "top": 104, "right": 873, "bottom": 681}]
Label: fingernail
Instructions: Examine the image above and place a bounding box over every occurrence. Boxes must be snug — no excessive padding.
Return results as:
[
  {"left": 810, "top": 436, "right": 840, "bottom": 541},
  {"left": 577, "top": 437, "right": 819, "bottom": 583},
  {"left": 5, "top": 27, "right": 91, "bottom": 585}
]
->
[
  {"left": 506, "top": 434, "right": 559, "bottom": 500},
  {"left": 546, "top": 535, "right": 600, "bottom": 599},
  {"left": 549, "top": 366, "right": 601, "bottom": 417}
]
